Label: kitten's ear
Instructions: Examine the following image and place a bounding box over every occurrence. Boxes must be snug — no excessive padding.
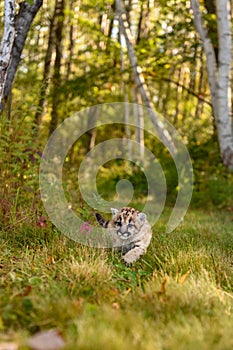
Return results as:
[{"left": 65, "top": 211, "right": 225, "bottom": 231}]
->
[
  {"left": 111, "top": 208, "right": 119, "bottom": 217},
  {"left": 137, "top": 212, "right": 147, "bottom": 223}
]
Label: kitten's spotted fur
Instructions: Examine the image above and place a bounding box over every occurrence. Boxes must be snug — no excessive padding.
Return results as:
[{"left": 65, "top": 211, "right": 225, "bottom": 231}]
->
[{"left": 94, "top": 207, "right": 152, "bottom": 264}]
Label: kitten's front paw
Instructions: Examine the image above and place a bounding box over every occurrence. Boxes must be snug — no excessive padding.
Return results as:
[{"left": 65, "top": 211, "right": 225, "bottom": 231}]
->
[{"left": 122, "top": 253, "right": 139, "bottom": 265}]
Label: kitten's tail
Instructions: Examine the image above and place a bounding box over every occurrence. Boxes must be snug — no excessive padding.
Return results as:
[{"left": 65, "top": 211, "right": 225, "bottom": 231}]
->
[{"left": 92, "top": 210, "right": 109, "bottom": 228}]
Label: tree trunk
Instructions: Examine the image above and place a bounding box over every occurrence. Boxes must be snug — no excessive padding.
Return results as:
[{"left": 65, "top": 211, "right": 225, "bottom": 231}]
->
[
  {"left": 35, "top": 0, "right": 58, "bottom": 126},
  {"left": 136, "top": 0, "right": 150, "bottom": 44},
  {"left": 191, "top": 0, "right": 233, "bottom": 169},
  {"left": 119, "top": 28, "right": 132, "bottom": 159},
  {"left": 65, "top": 0, "right": 75, "bottom": 80},
  {"left": 216, "top": 0, "right": 233, "bottom": 168},
  {"left": 195, "top": 49, "right": 205, "bottom": 120},
  {"left": 174, "top": 66, "right": 183, "bottom": 125},
  {"left": 133, "top": 86, "right": 144, "bottom": 160},
  {"left": 115, "top": 0, "right": 177, "bottom": 156},
  {"left": 0, "top": 0, "right": 16, "bottom": 113},
  {"left": 2, "top": 0, "right": 43, "bottom": 108},
  {"left": 87, "top": 106, "right": 99, "bottom": 151},
  {"left": 49, "top": 0, "right": 65, "bottom": 136},
  {"left": 204, "top": 0, "right": 218, "bottom": 61}
]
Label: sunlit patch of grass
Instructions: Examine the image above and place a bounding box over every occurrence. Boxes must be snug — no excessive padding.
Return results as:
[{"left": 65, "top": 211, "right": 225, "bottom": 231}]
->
[
  {"left": 0, "top": 209, "right": 233, "bottom": 349},
  {"left": 64, "top": 272, "right": 233, "bottom": 349}
]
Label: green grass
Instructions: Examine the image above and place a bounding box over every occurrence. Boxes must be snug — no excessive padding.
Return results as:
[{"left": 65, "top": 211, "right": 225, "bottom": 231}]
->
[{"left": 0, "top": 209, "right": 233, "bottom": 349}]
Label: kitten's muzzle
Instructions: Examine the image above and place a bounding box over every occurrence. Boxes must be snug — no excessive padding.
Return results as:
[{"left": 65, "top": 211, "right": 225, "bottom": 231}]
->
[{"left": 117, "top": 225, "right": 132, "bottom": 238}]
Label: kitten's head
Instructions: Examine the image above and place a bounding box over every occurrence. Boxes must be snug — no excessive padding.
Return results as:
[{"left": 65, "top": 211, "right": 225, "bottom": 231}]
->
[{"left": 110, "top": 207, "right": 147, "bottom": 239}]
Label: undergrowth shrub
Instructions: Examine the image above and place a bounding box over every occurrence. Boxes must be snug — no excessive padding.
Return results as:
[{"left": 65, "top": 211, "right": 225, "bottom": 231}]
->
[
  {"left": 0, "top": 112, "right": 45, "bottom": 229},
  {"left": 189, "top": 139, "right": 233, "bottom": 209}
]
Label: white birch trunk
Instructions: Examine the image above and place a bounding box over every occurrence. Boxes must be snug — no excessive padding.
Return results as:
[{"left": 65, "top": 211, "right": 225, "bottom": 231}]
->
[
  {"left": 0, "top": 0, "right": 43, "bottom": 113},
  {"left": 3, "top": 0, "right": 43, "bottom": 105},
  {"left": 216, "top": 0, "right": 233, "bottom": 168},
  {"left": 191, "top": 0, "right": 233, "bottom": 169},
  {"left": 115, "top": 0, "right": 177, "bottom": 156},
  {"left": 133, "top": 87, "right": 145, "bottom": 160},
  {"left": 0, "top": 0, "right": 16, "bottom": 111},
  {"left": 120, "top": 32, "right": 132, "bottom": 158}
]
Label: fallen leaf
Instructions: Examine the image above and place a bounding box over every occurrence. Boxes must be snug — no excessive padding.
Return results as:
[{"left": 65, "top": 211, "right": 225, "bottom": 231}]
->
[
  {"left": 0, "top": 316, "right": 4, "bottom": 330},
  {"left": 45, "top": 256, "right": 55, "bottom": 265},
  {"left": 0, "top": 342, "right": 18, "bottom": 350},
  {"left": 112, "top": 302, "right": 120, "bottom": 310},
  {"left": 179, "top": 270, "right": 190, "bottom": 285},
  {"left": 161, "top": 278, "right": 167, "bottom": 294},
  {"left": 27, "top": 329, "right": 65, "bottom": 350}
]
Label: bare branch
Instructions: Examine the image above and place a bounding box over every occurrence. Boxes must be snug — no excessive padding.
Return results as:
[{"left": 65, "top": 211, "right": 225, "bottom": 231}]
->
[{"left": 162, "top": 77, "right": 212, "bottom": 106}]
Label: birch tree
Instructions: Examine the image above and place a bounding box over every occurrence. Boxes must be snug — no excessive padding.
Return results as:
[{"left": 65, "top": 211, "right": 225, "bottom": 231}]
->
[
  {"left": 0, "top": 0, "right": 43, "bottom": 113},
  {"left": 0, "top": 0, "right": 15, "bottom": 112},
  {"left": 115, "top": 0, "right": 177, "bottom": 156},
  {"left": 191, "top": 0, "right": 233, "bottom": 169}
]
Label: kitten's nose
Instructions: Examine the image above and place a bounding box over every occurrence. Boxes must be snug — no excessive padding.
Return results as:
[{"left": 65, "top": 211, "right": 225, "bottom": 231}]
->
[{"left": 120, "top": 225, "right": 128, "bottom": 233}]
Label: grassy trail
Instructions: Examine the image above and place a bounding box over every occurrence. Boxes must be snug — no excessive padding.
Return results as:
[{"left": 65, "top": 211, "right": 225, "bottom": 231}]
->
[{"left": 0, "top": 209, "right": 233, "bottom": 349}]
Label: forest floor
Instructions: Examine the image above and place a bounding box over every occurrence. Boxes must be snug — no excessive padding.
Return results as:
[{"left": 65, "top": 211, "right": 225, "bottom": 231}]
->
[{"left": 0, "top": 208, "right": 233, "bottom": 350}]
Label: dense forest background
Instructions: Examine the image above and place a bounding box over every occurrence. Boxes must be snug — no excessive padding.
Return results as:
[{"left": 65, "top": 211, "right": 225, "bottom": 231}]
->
[{"left": 0, "top": 0, "right": 233, "bottom": 228}]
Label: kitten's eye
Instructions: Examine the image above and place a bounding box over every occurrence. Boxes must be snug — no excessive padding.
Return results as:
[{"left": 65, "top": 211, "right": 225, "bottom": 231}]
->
[
  {"left": 115, "top": 221, "right": 121, "bottom": 227},
  {"left": 128, "top": 223, "right": 134, "bottom": 229}
]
